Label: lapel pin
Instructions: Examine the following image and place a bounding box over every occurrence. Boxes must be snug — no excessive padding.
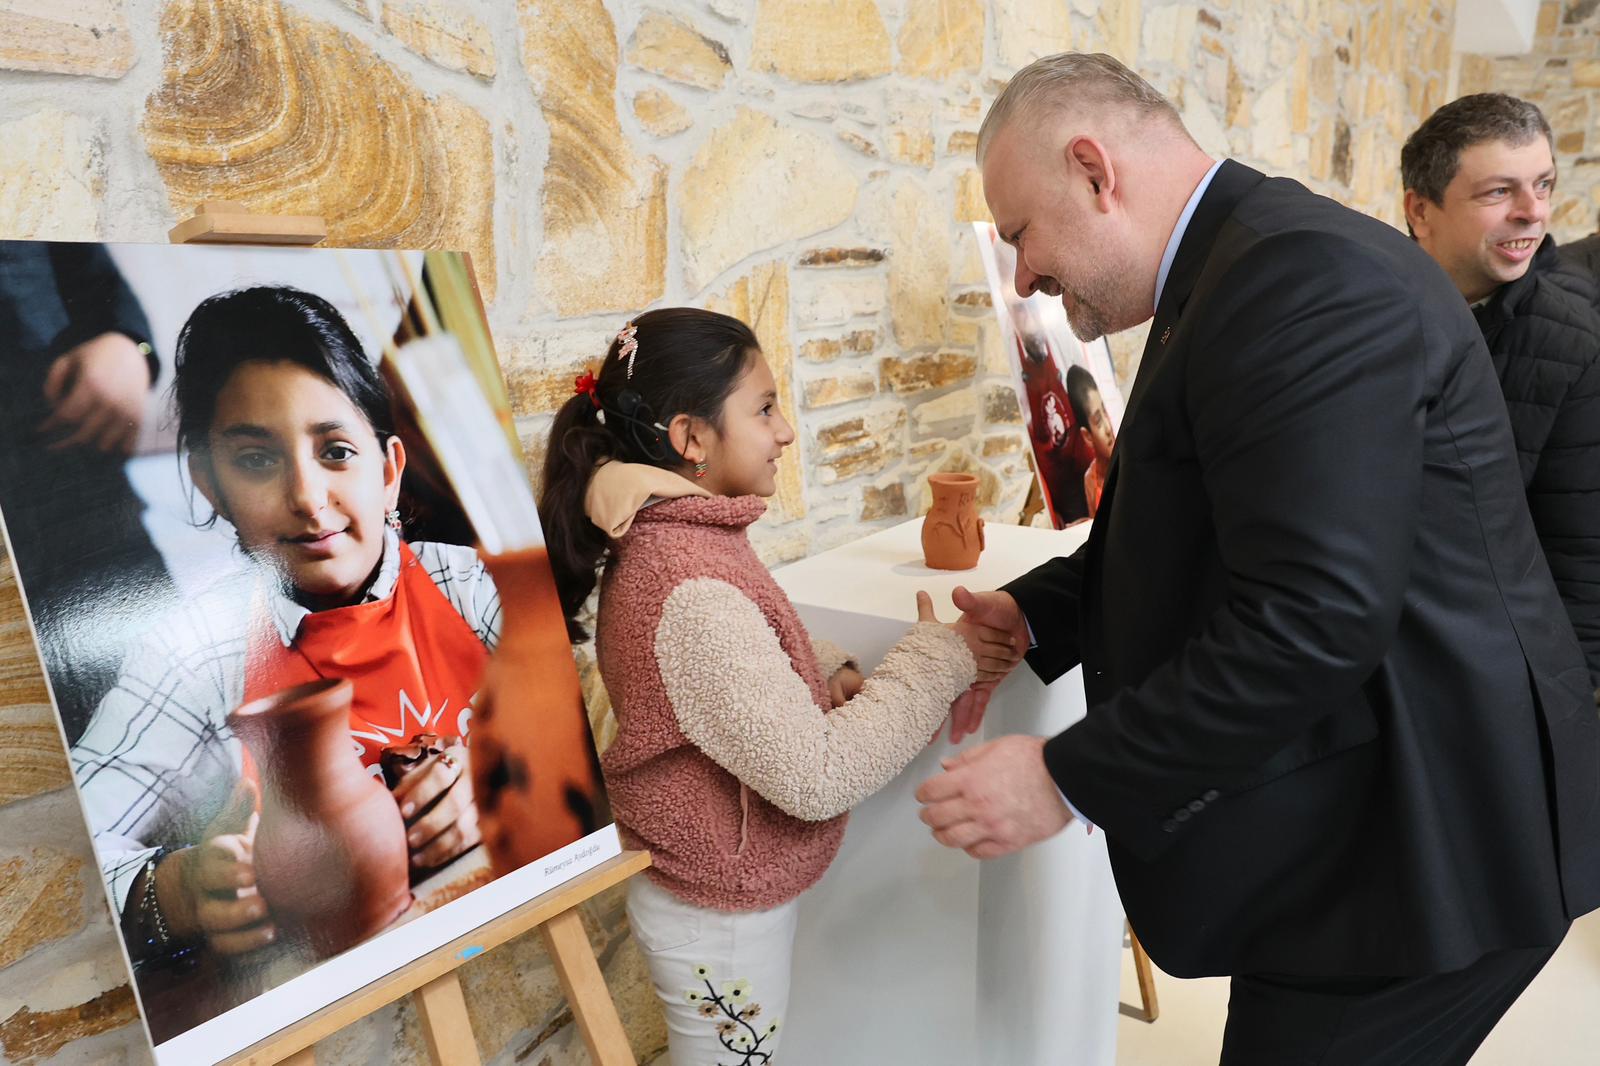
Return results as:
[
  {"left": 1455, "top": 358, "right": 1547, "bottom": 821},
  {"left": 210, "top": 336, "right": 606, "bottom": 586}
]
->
[{"left": 1160, "top": 326, "right": 1171, "bottom": 345}]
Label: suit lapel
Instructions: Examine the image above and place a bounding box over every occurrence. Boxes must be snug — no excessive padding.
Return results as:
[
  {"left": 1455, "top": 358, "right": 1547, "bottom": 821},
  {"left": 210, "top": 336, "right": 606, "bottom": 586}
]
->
[
  {"left": 1121, "top": 160, "right": 1265, "bottom": 421},
  {"left": 1102, "top": 160, "right": 1267, "bottom": 492}
]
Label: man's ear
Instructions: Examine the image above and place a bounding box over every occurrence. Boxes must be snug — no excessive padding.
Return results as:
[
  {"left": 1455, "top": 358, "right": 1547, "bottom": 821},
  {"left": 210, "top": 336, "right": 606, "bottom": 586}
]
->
[
  {"left": 1403, "top": 189, "right": 1433, "bottom": 243},
  {"left": 188, "top": 451, "right": 227, "bottom": 522},
  {"left": 1067, "top": 136, "right": 1116, "bottom": 209}
]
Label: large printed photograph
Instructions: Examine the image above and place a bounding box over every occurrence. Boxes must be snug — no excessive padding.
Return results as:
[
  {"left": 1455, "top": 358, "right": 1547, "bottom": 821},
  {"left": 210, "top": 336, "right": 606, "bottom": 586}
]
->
[
  {"left": 0, "top": 241, "right": 616, "bottom": 1064},
  {"left": 974, "top": 223, "right": 1126, "bottom": 527}
]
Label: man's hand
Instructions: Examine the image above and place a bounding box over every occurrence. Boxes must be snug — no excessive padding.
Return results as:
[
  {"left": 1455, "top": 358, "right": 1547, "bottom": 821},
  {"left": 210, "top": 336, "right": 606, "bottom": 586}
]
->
[
  {"left": 915, "top": 734, "right": 1072, "bottom": 858},
  {"left": 39, "top": 332, "right": 151, "bottom": 454},
  {"left": 941, "top": 586, "right": 1031, "bottom": 743},
  {"left": 827, "top": 666, "right": 866, "bottom": 708},
  {"left": 920, "top": 588, "right": 1022, "bottom": 683},
  {"left": 952, "top": 586, "right": 1030, "bottom": 662}
]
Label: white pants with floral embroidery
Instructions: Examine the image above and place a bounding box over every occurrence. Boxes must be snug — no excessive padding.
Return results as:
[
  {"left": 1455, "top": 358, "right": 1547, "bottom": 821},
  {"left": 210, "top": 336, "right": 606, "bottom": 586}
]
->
[{"left": 627, "top": 875, "right": 799, "bottom": 1066}]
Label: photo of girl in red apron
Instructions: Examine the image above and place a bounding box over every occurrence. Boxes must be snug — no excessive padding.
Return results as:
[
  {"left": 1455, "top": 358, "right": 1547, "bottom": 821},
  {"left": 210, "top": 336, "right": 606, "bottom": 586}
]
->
[{"left": 69, "top": 286, "right": 502, "bottom": 988}]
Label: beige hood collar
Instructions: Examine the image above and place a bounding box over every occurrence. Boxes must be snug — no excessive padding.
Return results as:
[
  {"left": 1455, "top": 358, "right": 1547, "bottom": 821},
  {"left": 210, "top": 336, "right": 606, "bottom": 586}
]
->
[{"left": 584, "top": 460, "right": 713, "bottom": 539}]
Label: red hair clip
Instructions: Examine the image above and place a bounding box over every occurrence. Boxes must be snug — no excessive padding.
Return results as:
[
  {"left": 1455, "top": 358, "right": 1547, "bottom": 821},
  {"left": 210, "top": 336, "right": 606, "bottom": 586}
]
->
[{"left": 574, "top": 369, "right": 601, "bottom": 409}]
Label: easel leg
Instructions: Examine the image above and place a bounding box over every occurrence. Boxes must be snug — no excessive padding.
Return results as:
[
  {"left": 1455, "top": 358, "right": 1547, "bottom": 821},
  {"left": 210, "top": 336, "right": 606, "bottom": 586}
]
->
[
  {"left": 280, "top": 1048, "right": 316, "bottom": 1066},
  {"left": 1129, "top": 921, "right": 1160, "bottom": 1023},
  {"left": 414, "top": 972, "right": 483, "bottom": 1065},
  {"left": 540, "top": 908, "right": 636, "bottom": 1065}
]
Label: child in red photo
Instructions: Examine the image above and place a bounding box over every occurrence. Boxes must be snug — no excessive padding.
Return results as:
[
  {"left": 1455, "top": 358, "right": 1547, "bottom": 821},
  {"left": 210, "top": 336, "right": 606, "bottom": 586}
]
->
[
  {"left": 1016, "top": 329, "right": 1089, "bottom": 524},
  {"left": 1067, "top": 364, "right": 1116, "bottom": 519},
  {"left": 540, "top": 308, "right": 1018, "bottom": 1065},
  {"left": 71, "top": 287, "right": 494, "bottom": 974}
]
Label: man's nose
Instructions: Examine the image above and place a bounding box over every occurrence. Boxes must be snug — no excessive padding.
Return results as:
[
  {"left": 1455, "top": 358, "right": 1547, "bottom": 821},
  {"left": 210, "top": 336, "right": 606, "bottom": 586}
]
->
[
  {"left": 1014, "top": 260, "right": 1041, "bottom": 297},
  {"left": 1512, "top": 186, "right": 1548, "bottom": 224}
]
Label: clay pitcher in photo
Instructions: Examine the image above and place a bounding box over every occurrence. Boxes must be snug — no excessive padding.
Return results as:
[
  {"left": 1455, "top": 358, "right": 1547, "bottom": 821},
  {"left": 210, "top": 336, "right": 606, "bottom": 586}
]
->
[
  {"left": 472, "top": 547, "right": 606, "bottom": 877},
  {"left": 227, "top": 678, "right": 412, "bottom": 959},
  {"left": 922, "top": 472, "right": 986, "bottom": 571}
]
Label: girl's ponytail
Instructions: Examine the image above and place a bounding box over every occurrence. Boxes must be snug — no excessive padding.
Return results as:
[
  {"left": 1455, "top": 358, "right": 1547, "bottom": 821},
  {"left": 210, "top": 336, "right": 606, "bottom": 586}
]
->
[
  {"left": 537, "top": 307, "right": 760, "bottom": 641},
  {"left": 540, "top": 390, "right": 619, "bottom": 641}
]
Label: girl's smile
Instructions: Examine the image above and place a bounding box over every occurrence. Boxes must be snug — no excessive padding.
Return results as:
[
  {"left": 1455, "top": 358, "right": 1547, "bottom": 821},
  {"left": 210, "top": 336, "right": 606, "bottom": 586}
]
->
[
  {"left": 689, "top": 355, "right": 794, "bottom": 498},
  {"left": 284, "top": 527, "right": 350, "bottom": 558}
]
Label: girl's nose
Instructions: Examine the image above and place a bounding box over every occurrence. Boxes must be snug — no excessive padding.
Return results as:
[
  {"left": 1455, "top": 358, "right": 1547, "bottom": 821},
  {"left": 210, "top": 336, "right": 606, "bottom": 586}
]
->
[
  {"left": 286, "top": 455, "right": 329, "bottom": 516},
  {"left": 775, "top": 410, "right": 797, "bottom": 446}
]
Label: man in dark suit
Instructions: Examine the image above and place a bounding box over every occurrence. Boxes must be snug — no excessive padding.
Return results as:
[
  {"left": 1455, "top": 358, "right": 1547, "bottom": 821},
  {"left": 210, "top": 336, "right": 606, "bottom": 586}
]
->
[{"left": 915, "top": 53, "right": 1600, "bottom": 1064}]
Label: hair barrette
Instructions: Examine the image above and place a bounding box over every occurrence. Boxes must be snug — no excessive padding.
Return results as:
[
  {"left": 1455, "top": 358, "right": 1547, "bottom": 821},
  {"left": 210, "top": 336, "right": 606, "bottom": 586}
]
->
[
  {"left": 573, "top": 369, "right": 601, "bottom": 409},
  {"left": 617, "top": 322, "right": 640, "bottom": 379}
]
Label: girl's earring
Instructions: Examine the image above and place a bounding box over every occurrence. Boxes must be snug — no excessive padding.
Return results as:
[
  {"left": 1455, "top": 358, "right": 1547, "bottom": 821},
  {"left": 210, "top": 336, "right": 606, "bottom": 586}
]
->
[
  {"left": 693, "top": 461, "right": 708, "bottom": 479},
  {"left": 386, "top": 508, "right": 402, "bottom": 532}
]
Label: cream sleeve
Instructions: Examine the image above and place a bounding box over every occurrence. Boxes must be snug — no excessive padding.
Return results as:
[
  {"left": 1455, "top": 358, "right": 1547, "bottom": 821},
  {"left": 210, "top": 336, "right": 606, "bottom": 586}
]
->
[
  {"left": 655, "top": 578, "right": 976, "bottom": 821},
  {"left": 810, "top": 637, "right": 858, "bottom": 682}
]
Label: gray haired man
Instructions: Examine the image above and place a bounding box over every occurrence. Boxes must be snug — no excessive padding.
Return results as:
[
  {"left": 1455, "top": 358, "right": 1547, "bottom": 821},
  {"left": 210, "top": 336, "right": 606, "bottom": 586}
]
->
[{"left": 918, "top": 53, "right": 1600, "bottom": 1065}]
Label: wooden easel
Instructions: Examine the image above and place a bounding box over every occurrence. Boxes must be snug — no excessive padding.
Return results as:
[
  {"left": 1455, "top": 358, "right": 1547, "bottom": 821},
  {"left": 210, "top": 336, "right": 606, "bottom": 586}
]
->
[
  {"left": 170, "top": 204, "right": 652, "bottom": 1065},
  {"left": 1128, "top": 922, "right": 1160, "bottom": 1023},
  {"left": 227, "top": 850, "right": 651, "bottom": 1066}
]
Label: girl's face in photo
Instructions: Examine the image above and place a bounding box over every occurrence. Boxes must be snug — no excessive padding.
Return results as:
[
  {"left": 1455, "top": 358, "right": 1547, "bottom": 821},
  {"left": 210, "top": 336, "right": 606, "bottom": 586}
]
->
[{"left": 193, "top": 360, "right": 403, "bottom": 608}]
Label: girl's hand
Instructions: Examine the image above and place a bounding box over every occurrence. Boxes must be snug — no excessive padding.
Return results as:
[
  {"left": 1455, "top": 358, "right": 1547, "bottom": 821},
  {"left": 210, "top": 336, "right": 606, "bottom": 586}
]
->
[
  {"left": 391, "top": 745, "right": 481, "bottom": 871},
  {"left": 158, "top": 780, "right": 275, "bottom": 956},
  {"left": 915, "top": 591, "right": 1022, "bottom": 682},
  {"left": 827, "top": 666, "right": 865, "bottom": 707}
]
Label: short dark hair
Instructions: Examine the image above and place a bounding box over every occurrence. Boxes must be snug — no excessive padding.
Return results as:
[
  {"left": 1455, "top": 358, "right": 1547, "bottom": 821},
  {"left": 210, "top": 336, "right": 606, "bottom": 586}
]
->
[
  {"left": 1401, "top": 93, "right": 1554, "bottom": 205},
  {"left": 1065, "top": 364, "right": 1099, "bottom": 429}
]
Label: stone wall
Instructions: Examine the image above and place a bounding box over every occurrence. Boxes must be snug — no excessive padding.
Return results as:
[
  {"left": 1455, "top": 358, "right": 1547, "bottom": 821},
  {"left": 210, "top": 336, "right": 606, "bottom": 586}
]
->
[
  {"left": 0, "top": 560, "right": 148, "bottom": 1064},
  {"left": 1458, "top": 0, "right": 1600, "bottom": 243},
  {"left": 0, "top": 0, "right": 1485, "bottom": 1062}
]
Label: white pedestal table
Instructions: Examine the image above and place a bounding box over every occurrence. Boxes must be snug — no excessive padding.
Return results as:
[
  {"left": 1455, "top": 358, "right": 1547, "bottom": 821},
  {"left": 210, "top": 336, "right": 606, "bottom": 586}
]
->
[{"left": 772, "top": 517, "right": 1124, "bottom": 1066}]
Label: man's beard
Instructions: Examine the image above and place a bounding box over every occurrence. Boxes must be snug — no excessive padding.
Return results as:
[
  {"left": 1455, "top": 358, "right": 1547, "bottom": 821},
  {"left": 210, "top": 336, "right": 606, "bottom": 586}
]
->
[
  {"left": 1064, "top": 289, "right": 1112, "bottom": 342},
  {"left": 1059, "top": 261, "right": 1130, "bottom": 342}
]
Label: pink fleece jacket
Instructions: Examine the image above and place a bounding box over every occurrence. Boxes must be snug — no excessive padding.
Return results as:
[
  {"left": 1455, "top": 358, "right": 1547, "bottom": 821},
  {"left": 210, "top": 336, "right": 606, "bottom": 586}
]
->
[{"left": 596, "top": 494, "right": 975, "bottom": 912}]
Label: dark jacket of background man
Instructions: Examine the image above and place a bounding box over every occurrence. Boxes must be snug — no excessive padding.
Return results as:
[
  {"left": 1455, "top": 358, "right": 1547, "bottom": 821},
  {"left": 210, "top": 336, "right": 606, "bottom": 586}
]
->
[
  {"left": 1006, "top": 161, "right": 1600, "bottom": 980},
  {"left": 1474, "top": 235, "right": 1600, "bottom": 691},
  {"left": 1558, "top": 230, "right": 1600, "bottom": 290}
]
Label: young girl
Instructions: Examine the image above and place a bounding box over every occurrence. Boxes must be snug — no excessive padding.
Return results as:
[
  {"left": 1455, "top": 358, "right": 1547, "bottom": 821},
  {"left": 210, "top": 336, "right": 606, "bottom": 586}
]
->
[
  {"left": 71, "top": 286, "right": 498, "bottom": 965},
  {"left": 540, "top": 308, "right": 1016, "bottom": 1064}
]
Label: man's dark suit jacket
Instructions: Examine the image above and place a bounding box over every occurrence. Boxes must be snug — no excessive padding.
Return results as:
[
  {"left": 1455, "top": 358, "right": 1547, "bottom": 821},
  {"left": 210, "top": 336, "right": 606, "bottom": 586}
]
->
[{"left": 1005, "top": 161, "right": 1600, "bottom": 980}]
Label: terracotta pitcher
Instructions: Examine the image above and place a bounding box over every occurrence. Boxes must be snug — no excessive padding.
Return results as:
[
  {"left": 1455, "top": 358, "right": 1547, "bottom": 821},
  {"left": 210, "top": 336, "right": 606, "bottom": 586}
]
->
[
  {"left": 227, "top": 678, "right": 411, "bottom": 959},
  {"left": 473, "top": 548, "right": 606, "bottom": 877},
  {"left": 922, "top": 472, "right": 986, "bottom": 570}
]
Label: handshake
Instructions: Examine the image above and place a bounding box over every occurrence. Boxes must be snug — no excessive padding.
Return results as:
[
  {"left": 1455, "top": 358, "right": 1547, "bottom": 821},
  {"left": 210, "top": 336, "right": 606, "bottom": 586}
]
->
[
  {"left": 916, "top": 587, "right": 1079, "bottom": 859},
  {"left": 914, "top": 586, "right": 1031, "bottom": 744},
  {"left": 826, "top": 585, "right": 1072, "bottom": 861}
]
